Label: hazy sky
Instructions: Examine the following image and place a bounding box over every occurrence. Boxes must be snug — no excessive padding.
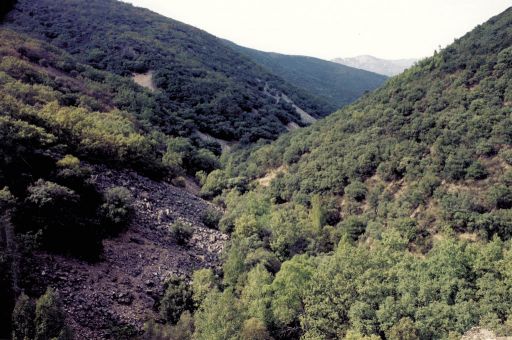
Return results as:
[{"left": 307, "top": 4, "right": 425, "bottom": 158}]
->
[{"left": 122, "top": 0, "right": 511, "bottom": 60}]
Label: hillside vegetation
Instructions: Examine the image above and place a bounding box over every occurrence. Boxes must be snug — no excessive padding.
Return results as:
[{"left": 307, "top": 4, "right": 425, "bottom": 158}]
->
[
  {"left": 5, "top": 0, "right": 336, "bottom": 143},
  {"left": 0, "top": 27, "right": 225, "bottom": 336},
  {"left": 226, "top": 41, "right": 388, "bottom": 108},
  {"left": 2, "top": 0, "right": 512, "bottom": 339},
  {"left": 0, "top": 0, "right": 401, "bottom": 337},
  {"left": 195, "top": 7, "right": 512, "bottom": 339}
]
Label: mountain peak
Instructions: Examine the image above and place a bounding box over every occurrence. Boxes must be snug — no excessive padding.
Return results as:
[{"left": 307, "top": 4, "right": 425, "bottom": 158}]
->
[{"left": 333, "top": 55, "right": 419, "bottom": 76}]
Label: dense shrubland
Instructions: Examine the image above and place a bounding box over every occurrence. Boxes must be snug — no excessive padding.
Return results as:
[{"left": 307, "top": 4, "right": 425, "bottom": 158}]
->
[
  {"left": 1, "top": 0, "right": 512, "bottom": 338},
  {"left": 185, "top": 8, "right": 512, "bottom": 339},
  {"left": 5, "top": 0, "right": 335, "bottom": 142}
]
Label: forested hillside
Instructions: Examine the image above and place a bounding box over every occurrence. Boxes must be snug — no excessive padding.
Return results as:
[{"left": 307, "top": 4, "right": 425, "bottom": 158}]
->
[
  {"left": 194, "top": 7, "right": 512, "bottom": 339},
  {"left": 4, "top": 0, "right": 336, "bottom": 143},
  {"left": 0, "top": 26, "right": 229, "bottom": 337},
  {"left": 225, "top": 41, "right": 388, "bottom": 108},
  {"left": 0, "top": 0, "right": 400, "bottom": 337},
  {"left": 2, "top": 0, "right": 512, "bottom": 339}
]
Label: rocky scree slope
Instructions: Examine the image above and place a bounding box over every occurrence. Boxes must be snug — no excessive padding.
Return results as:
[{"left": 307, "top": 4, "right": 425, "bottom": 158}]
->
[{"left": 24, "top": 166, "right": 227, "bottom": 339}]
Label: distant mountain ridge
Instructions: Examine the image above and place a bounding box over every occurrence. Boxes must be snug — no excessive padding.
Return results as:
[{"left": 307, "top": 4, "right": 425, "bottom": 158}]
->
[
  {"left": 225, "top": 41, "right": 388, "bottom": 108},
  {"left": 333, "top": 55, "right": 418, "bottom": 76}
]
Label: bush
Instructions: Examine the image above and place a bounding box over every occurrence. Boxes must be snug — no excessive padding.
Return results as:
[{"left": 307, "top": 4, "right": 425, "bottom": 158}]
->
[
  {"left": 465, "top": 161, "right": 488, "bottom": 180},
  {"left": 170, "top": 221, "right": 193, "bottom": 246},
  {"left": 35, "top": 288, "right": 72, "bottom": 340},
  {"left": 55, "top": 155, "right": 92, "bottom": 189},
  {"left": 56, "top": 154, "right": 80, "bottom": 169},
  {"left": 20, "top": 180, "right": 89, "bottom": 252},
  {"left": 0, "top": 187, "right": 15, "bottom": 211},
  {"left": 200, "top": 208, "right": 222, "bottom": 229},
  {"left": 191, "top": 148, "right": 220, "bottom": 173},
  {"left": 339, "top": 216, "right": 367, "bottom": 241},
  {"left": 389, "top": 217, "right": 419, "bottom": 242},
  {"left": 12, "top": 293, "right": 35, "bottom": 340},
  {"left": 499, "top": 149, "right": 512, "bottom": 165},
  {"left": 195, "top": 171, "right": 208, "bottom": 186},
  {"left": 487, "top": 184, "right": 512, "bottom": 209},
  {"left": 171, "top": 176, "right": 187, "bottom": 188},
  {"left": 159, "top": 276, "right": 193, "bottom": 324},
  {"left": 100, "top": 186, "right": 134, "bottom": 234},
  {"left": 200, "top": 170, "right": 227, "bottom": 199},
  {"left": 162, "top": 137, "right": 193, "bottom": 176},
  {"left": 344, "top": 181, "right": 367, "bottom": 202},
  {"left": 109, "top": 324, "right": 139, "bottom": 340},
  {"left": 25, "top": 180, "right": 79, "bottom": 212}
]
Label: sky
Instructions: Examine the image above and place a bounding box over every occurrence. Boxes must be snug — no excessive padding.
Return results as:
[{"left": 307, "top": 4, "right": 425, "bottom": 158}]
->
[{"left": 121, "top": 0, "right": 512, "bottom": 60}]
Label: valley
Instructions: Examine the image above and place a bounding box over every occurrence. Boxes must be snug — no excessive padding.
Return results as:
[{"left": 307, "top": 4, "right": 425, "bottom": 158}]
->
[{"left": 1, "top": 1, "right": 512, "bottom": 339}]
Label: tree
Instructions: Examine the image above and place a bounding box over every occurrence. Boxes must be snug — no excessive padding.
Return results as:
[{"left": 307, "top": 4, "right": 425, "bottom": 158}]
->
[
  {"left": 170, "top": 311, "right": 194, "bottom": 340},
  {"left": 222, "top": 240, "right": 247, "bottom": 288},
  {"left": 269, "top": 204, "right": 309, "bottom": 260},
  {"left": 34, "top": 288, "right": 71, "bottom": 340},
  {"left": 465, "top": 161, "right": 488, "bottom": 180},
  {"left": 271, "top": 255, "right": 316, "bottom": 337},
  {"left": 192, "top": 269, "right": 216, "bottom": 307},
  {"left": 389, "top": 217, "right": 419, "bottom": 243},
  {"left": 193, "top": 289, "right": 244, "bottom": 340},
  {"left": 444, "top": 152, "right": 471, "bottom": 181},
  {"left": 344, "top": 181, "right": 367, "bottom": 202},
  {"left": 159, "top": 276, "right": 192, "bottom": 324},
  {"left": 241, "top": 264, "right": 273, "bottom": 325},
  {"left": 310, "top": 194, "right": 327, "bottom": 230},
  {"left": 344, "top": 330, "right": 380, "bottom": 340},
  {"left": 487, "top": 184, "right": 512, "bottom": 209},
  {"left": 12, "top": 293, "right": 35, "bottom": 340},
  {"left": 100, "top": 186, "right": 134, "bottom": 234},
  {"left": 339, "top": 216, "right": 367, "bottom": 241}
]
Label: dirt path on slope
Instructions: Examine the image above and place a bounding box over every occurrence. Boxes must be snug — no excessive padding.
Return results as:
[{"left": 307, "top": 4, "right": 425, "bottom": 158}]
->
[
  {"left": 196, "top": 130, "right": 235, "bottom": 152},
  {"left": 132, "top": 71, "right": 156, "bottom": 91}
]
